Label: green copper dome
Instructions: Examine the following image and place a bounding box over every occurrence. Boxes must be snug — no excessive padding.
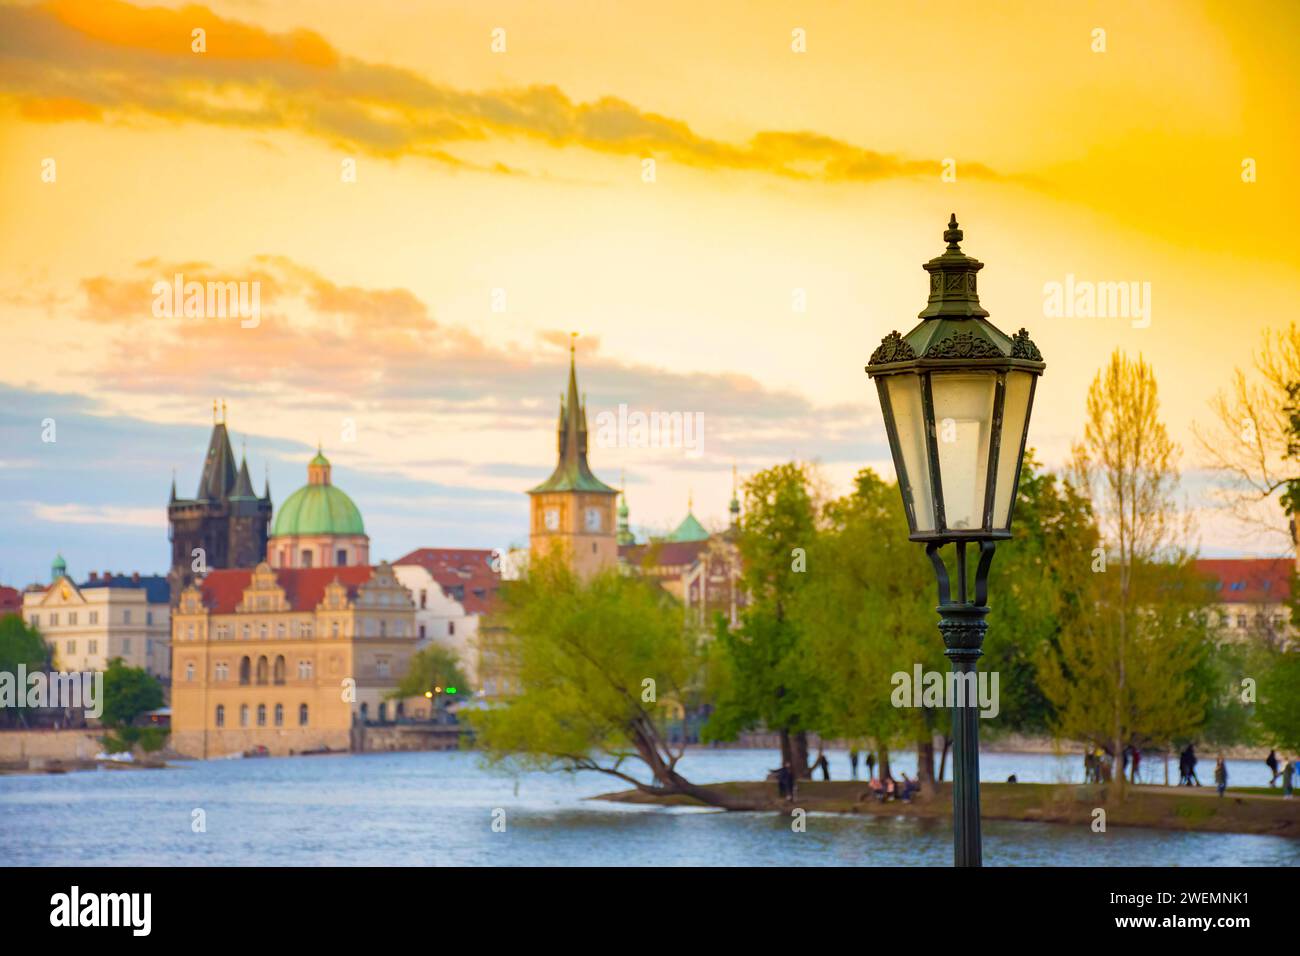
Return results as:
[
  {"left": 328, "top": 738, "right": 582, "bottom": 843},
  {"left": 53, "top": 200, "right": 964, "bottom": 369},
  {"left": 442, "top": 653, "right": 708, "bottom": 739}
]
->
[
  {"left": 272, "top": 484, "right": 364, "bottom": 536},
  {"left": 668, "top": 511, "right": 709, "bottom": 543},
  {"left": 271, "top": 448, "right": 365, "bottom": 537}
]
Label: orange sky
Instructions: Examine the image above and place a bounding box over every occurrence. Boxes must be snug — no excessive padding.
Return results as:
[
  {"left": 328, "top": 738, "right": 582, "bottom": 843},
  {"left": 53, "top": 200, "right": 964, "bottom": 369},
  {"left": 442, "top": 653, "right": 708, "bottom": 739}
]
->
[{"left": 1, "top": 0, "right": 1298, "bottom": 579}]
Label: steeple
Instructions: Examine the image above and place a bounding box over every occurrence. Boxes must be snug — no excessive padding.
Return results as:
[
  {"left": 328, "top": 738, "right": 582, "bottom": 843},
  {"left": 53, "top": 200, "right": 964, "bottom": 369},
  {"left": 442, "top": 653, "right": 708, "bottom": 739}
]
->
[
  {"left": 170, "top": 470, "right": 178, "bottom": 503},
  {"left": 529, "top": 336, "right": 617, "bottom": 495},
  {"left": 729, "top": 464, "right": 740, "bottom": 528},
  {"left": 197, "top": 417, "right": 238, "bottom": 500},
  {"left": 262, "top": 464, "right": 272, "bottom": 502},
  {"left": 231, "top": 450, "right": 256, "bottom": 500},
  {"left": 617, "top": 469, "right": 633, "bottom": 546}
]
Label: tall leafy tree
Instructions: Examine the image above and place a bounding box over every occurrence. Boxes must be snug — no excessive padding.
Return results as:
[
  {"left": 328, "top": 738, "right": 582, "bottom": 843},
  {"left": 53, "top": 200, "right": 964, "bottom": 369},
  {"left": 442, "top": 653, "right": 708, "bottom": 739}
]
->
[
  {"left": 0, "top": 615, "right": 51, "bottom": 727},
  {"left": 705, "top": 463, "right": 824, "bottom": 777}
]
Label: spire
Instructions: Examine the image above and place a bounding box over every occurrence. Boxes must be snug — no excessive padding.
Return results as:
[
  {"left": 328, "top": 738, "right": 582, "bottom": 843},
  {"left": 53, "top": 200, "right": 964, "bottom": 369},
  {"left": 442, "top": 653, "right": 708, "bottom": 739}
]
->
[
  {"left": 232, "top": 451, "right": 256, "bottom": 499},
  {"left": 530, "top": 335, "right": 617, "bottom": 496},
  {"left": 170, "top": 469, "right": 178, "bottom": 503},
  {"left": 197, "top": 411, "right": 238, "bottom": 500},
  {"left": 308, "top": 446, "right": 331, "bottom": 485},
  {"left": 729, "top": 464, "right": 740, "bottom": 527},
  {"left": 262, "top": 463, "right": 271, "bottom": 501},
  {"left": 918, "top": 213, "right": 989, "bottom": 320},
  {"left": 616, "top": 469, "right": 633, "bottom": 546}
]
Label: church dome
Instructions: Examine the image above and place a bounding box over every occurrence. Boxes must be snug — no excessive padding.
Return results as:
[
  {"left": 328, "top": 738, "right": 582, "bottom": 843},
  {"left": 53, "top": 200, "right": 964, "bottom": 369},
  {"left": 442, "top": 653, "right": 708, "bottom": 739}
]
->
[{"left": 271, "top": 449, "right": 365, "bottom": 537}]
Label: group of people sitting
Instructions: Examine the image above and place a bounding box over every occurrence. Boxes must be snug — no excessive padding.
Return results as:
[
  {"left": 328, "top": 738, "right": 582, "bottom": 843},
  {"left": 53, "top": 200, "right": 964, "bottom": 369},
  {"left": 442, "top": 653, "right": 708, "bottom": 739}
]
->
[{"left": 865, "top": 774, "right": 921, "bottom": 803}]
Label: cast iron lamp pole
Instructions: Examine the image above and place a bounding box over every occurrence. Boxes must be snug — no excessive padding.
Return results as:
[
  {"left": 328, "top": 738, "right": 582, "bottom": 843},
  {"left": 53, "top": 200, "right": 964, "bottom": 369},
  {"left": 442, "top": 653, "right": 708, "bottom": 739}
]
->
[{"left": 865, "top": 215, "right": 1045, "bottom": 867}]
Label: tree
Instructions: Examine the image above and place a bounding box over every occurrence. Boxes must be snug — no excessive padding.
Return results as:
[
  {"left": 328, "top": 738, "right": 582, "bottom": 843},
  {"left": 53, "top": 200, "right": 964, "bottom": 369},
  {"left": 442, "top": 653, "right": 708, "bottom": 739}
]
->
[
  {"left": 1041, "top": 351, "right": 1211, "bottom": 794},
  {"left": 389, "top": 645, "right": 469, "bottom": 716},
  {"left": 99, "top": 657, "right": 165, "bottom": 754},
  {"left": 1195, "top": 322, "right": 1300, "bottom": 547},
  {"left": 705, "top": 463, "right": 824, "bottom": 778},
  {"left": 468, "top": 550, "right": 751, "bottom": 809},
  {"left": 0, "top": 614, "right": 51, "bottom": 727},
  {"left": 1256, "top": 649, "right": 1300, "bottom": 754}
]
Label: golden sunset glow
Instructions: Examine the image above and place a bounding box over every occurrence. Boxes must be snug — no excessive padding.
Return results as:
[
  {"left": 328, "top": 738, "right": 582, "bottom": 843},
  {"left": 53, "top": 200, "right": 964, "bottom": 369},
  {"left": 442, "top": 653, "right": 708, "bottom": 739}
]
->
[{"left": 2, "top": 0, "right": 1298, "bottom": 580}]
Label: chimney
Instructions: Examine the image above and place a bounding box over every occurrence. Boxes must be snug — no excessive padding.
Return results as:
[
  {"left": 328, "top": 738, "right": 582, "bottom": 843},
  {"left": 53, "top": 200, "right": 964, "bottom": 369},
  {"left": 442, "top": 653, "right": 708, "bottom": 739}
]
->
[
  {"left": 132, "top": 571, "right": 140, "bottom": 584},
  {"left": 89, "top": 571, "right": 98, "bottom": 582}
]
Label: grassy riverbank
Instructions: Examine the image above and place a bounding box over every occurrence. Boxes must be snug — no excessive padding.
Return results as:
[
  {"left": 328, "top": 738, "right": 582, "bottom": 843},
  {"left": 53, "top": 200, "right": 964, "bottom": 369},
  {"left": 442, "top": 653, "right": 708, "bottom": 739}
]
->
[{"left": 596, "top": 780, "right": 1300, "bottom": 837}]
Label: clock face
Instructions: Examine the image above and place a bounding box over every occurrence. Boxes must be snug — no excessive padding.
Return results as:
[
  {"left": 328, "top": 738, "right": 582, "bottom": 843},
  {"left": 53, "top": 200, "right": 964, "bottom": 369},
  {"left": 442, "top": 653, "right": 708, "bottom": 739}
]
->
[
  {"left": 544, "top": 508, "right": 560, "bottom": 531},
  {"left": 584, "top": 507, "right": 601, "bottom": 531}
]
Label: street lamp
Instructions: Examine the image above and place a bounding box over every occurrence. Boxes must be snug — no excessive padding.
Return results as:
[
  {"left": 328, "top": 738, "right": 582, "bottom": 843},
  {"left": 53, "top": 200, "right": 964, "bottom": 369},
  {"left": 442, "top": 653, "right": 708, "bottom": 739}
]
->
[{"left": 865, "top": 214, "right": 1045, "bottom": 867}]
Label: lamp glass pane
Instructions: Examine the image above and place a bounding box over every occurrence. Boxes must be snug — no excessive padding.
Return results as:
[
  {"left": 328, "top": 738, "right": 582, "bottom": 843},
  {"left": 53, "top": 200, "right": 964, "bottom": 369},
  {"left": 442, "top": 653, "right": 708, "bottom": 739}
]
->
[
  {"left": 884, "top": 374, "right": 935, "bottom": 532},
  {"left": 992, "top": 370, "right": 1034, "bottom": 530},
  {"left": 930, "top": 372, "right": 996, "bottom": 531}
]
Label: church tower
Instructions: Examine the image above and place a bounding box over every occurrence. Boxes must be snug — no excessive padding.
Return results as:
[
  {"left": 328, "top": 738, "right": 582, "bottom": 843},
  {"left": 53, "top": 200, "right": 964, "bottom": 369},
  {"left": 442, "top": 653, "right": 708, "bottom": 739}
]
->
[
  {"left": 168, "top": 402, "right": 272, "bottom": 599},
  {"left": 528, "top": 339, "right": 618, "bottom": 576}
]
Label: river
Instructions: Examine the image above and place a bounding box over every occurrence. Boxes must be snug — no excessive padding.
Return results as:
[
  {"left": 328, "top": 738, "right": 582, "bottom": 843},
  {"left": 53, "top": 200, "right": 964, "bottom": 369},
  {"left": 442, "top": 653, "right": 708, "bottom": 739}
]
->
[{"left": 2, "top": 748, "right": 1296, "bottom": 866}]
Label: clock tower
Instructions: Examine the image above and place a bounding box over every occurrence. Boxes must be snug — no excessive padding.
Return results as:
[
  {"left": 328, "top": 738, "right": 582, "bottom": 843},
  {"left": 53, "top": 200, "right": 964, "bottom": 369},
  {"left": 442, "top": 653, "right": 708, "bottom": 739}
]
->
[{"left": 528, "top": 339, "right": 618, "bottom": 576}]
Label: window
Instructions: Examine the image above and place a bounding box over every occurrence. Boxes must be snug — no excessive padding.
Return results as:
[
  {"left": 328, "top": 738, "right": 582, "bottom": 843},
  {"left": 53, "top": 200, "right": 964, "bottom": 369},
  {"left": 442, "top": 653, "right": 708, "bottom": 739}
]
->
[
  {"left": 215, "top": 662, "right": 229, "bottom": 681},
  {"left": 301, "top": 550, "right": 313, "bottom": 568},
  {"left": 256, "top": 656, "right": 269, "bottom": 685},
  {"left": 88, "top": 640, "right": 98, "bottom": 654},
  {"left": 274, "top": 704, "right": 284, "bottom": 727},
  {"left": 276, "top": 623, "right": 286, "bottom": 638},
  {"left": 1237, "top": 614, "right": 1248, "bottom": 629},
  {"left": 298, "top": 703, "right": 309, "bottom": 727},
  {"left": 337, "top": 549, "right": 347, "bottom": 566},
  {"left": 418, "top": 624, "right": 426, "bottom": 640},
  {"left": 420, "top": 590, "right": 427, "bottom": 609},
  {"left": 240, "top": 704, "right": 249, "bottom": 727},
  {"left": 122, "top": 638, "right": 131, "bottom": 654},
  {"left": 376, "top": 659, "right": 390, "bottom": 678},
  {"left": 185, "top": 662, "right": 195, "bottom": 681},
  {"left": 273, "top": 656, "right": 285, "bottom": 684},
  {"left": 89, "top": 611, "right": 98, "bottom": 625},
  {"left": 50, "top": 613, "right": 59, "bottom": 626},
  {"left": 146, "top": 611, "right": 153, "bottom": 625},
  {"left": 298, "top": 660, "right": 313, "bottom": 679},
  {"left": 29, "top": 614, "right": 39, "bottom": 627},
  {"left": 215, "top": 705, "right": 225, "bottom": 727},
  {"left": 123, "top": 610, "right": 131, "bottom": 624},
  {"left": 378, "top": 702, "right": 388, "bottom": 722},
  {"left": 449, "top": 621, "right": 455, "bottom": 636},
  {"left": 259, "top": 623, "right": 268, "bottom": 639},
  {"left": 242, "top": 624, "right": 251, "bottom": 640},
  {"left": 68, "top": 612, "right": 77, "bottom": 625},
  {"left": 239, "top": 656, "right": 251, "bottom": 685},
  {"left": 331, "top": 621, "right": 339, "bottom": 638},
  {"left": 186, "top": 624, "right": 195, "bottom": 641},
  {"left": 257, "top": 704, "right": 267, "bottom": 727},
  {"left": 380, "top": 620, "right": 387, "bottom": 638},
  {"left": 301, "top": 622, "right": 313, "bottom": 638}
]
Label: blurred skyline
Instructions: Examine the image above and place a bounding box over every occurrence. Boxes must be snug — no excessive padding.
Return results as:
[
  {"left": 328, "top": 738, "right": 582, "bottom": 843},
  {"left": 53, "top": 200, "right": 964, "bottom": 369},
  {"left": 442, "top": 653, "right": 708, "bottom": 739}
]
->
[{"left": 2, "top": 0, "right": 1299, "bottom": 583}]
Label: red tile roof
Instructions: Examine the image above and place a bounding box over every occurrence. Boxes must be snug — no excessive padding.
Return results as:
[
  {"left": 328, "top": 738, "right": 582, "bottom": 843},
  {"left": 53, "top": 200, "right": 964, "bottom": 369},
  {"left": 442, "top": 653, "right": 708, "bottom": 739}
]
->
[
  {"left": 1195, "top": 558, "right": 1292, "bottom": 604},
  {"left": 620, "top": 539, "right": 710, "bottom": 570},
  {"left": 0, "top": 586, "right": 21, "bottom": 615},
  {"left": 198, "top": 565, "right": 374, "bottom": 614},
  {"left": 394, "top": 548, "right": 501, "bottom": 614}
]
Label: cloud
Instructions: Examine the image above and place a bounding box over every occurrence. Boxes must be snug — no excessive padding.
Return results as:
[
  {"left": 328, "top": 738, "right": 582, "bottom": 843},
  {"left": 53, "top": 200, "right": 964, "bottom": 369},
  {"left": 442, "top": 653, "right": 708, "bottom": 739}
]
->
[
  {"left": 0, "top": 0, "right": 1017, "bottom": 184},
  {"left": 32, "top": 503, "right": 165, "bottom": 527}
]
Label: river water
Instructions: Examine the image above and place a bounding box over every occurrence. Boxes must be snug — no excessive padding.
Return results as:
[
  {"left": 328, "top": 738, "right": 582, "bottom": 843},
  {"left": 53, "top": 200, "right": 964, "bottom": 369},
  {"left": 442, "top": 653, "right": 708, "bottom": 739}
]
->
[{"left": 2, "top": 748, "right": 1296, "bottom": 866}]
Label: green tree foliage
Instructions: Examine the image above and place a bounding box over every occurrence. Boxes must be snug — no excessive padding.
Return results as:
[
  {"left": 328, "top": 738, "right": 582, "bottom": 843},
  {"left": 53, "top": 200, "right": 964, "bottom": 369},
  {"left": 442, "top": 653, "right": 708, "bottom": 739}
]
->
[
  {"left": 0, "top": 614, "right": 51, "bottom": 726},
  {"left": 1257, "top": 649, "right": 1300, "bottom": 753},
  {"left": 390, "top": 645, "right": 469, "bottom": 701},
  {"left": 100, "top": 657, "right": 163, "bottom": 729},
  {"left": 704, "top": 462, "right": 824, "bottom": 776},
  {"left": 469, "top": 550, "right": 750, "bottom": 808}
]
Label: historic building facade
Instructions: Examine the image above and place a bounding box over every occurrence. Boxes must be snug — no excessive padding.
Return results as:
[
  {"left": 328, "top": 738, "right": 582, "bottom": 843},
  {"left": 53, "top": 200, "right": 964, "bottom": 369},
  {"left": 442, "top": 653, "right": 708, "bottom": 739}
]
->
[
  {"left": 393, "top": 548, "right": 501, "bottom": 690},
  {"left": 169, "top": 561, "right": 417, "bottom": 757},
  {"left": 23, "top": 557, "right": 171, "bottom": 678},
  {"left": 267, "top": 448, "right": 369, "bottom": 569},
  {"left": 1195, "top": 557, "right": 1293, "bottom": 648},
  {"left": 168, "top": 405, "right": 271, "bottom": 599},
  {"left": 527, "top": 344, "right": 619, "bottom": 578}
]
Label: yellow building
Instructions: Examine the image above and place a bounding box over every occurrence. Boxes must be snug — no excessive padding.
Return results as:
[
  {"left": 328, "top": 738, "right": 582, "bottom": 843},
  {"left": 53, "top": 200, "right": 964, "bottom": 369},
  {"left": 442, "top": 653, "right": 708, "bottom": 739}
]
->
[{"left": 170, "top": 560, "right": 417, "bottom": 757}]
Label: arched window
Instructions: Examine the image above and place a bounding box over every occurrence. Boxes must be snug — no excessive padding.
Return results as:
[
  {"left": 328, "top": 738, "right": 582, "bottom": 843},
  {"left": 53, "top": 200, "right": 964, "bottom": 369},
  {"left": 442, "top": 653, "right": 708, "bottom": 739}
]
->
[
  {"left": 331, "top": 620, "right": 339, "bottom": 638},
  {"left": 298, "top": 703, "right": 309, "bottom": 727},
  {"left": 239, "top": 656, "right": 251, "bottom": 685},
  {"left": 257, "top": 704, "right": 266, "bottom": 726},
  {"left": 360, "top": 702, "right": 369, "bottom": 721},
  {"left": 378, "top": 701, "right": 388, "bottom": 723},
  {"left": 273, "top": 655, "right": 286, "bottom": 685},
  {"left": 396, "top": 701, "right": 404, "bottom": 719},
  {"left": 215, "top": 704, "right": 225, "bottom": 727},
  {"left": 274, "top": 703, "right": 284, "bottom": 726},
  {"left": 185, "top": 662, "right": 195, "bottom": 681},
  {"left": 240, "top": 704, "right": 249, "bottom": 727},
  {"left": 255, "top": 655, "right": 269, "bottom": 685}
]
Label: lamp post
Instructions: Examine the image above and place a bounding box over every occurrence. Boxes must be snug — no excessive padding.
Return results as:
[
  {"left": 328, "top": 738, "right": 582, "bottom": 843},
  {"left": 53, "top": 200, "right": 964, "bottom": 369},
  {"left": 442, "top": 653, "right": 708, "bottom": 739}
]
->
[{"left": 865, "top": 215, "right": 1045, "bottom": 867}]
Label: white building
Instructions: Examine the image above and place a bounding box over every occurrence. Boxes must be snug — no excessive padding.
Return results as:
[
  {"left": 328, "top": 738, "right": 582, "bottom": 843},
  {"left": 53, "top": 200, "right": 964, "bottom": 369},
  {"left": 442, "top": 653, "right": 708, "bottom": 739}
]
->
[
  {"left": 23, "top": 558, "right": 171, "bottom": 678},
  {"left": 393, "top": 549, "right": 502, "bottom": 691}
]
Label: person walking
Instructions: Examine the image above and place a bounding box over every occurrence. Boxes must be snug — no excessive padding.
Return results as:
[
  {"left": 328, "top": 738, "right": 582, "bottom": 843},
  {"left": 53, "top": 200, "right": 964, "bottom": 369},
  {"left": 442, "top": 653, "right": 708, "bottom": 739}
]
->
[
  {"left": 1214, "top": 757, "right": 1227, "bottom": 797},
  {"left": 776, "top": 764, "right": 793, "bottom": 802},
  {"left": 1187, "top": 744, "right": 1201, "bottom": 786},
  {"left": 1283, "top": 759, "right": 1294, "bottom": 799},
  {"left": 866, "top": 751, "right": 876, "bottom": 781},
  {"left": 1131, "top": 748, "right": 1142, "bottom": 784},
  {"left": 1266, "top": 749, "right": 1280, "bottom": 787},
  {"left": 1084, "top": 750, "right": 1095, "bottom": 784},
  {"left": 849, "top": 748, "right": 860, "bottom": 780},
  {"left": 1178, "top": 745, "right": 1191, "bottom": 786},
  {"left": 815, "top": 752, "right": 831, "bottom": 781}
]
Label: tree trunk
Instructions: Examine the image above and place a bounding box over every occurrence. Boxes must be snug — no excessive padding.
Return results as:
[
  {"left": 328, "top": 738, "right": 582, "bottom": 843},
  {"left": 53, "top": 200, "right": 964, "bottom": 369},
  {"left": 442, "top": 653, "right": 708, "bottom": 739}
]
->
[
  {"left": 917, "top": 736, "right": 937, "bottom": 797},
  {"left": 780, "top": 728, "right": 793, "bottom": 774},
  {"left": 877, "top": 742, "right": 892, "bottom": 781},
  {"left": 791, "top": 730, "right": 811, "bottom": 779}
]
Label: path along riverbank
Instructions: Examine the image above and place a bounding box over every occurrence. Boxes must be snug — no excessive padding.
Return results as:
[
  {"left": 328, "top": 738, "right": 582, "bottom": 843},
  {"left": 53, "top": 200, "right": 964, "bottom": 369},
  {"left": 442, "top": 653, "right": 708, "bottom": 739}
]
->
[{"left": 596, "top": 780, "right": 1300, "bottom": 838}]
